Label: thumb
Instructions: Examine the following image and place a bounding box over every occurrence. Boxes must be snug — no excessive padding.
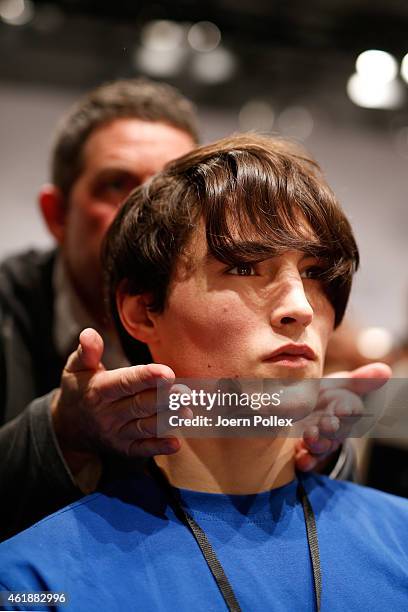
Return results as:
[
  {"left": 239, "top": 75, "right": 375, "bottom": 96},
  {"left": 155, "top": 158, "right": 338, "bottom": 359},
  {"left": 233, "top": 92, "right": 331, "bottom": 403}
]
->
[
  {"left": 346, "top": 362, "right": 392, "bottom": 380},
  {"left": 65, "top": 328, "right": 105, "bottom": 373},
  {"left": 325, "top": 362, "right": 392, "bottom": 394}
]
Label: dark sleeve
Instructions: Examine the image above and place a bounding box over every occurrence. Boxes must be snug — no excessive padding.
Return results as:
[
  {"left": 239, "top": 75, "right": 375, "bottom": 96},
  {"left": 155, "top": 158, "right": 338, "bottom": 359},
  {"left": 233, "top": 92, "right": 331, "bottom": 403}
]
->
[{"left": 0, "top": 392, "right": 82, "bottom": 542}]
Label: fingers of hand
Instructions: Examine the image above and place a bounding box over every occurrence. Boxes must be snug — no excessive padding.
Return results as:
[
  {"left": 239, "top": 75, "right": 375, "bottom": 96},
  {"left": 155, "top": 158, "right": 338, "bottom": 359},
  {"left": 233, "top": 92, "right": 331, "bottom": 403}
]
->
[
  {"left": 120, "top": 413, "right": 159, "bottom": 440},
  {"left": 65, "top": 328, "right": 104, "bottom": 373},
  {"left": 294, "top": 447, "right": 318, "bottom": 472},
  {"left": 113, "top": 388, "right": 161, "bottom": 423},
  {"left": 96, "top": 383, "right": 193, "bottom": 440},
  {"left": 125, "top": 436, "right": 181, "bottom": 458},
  {"left": 318, "top": 415, "right": 341, "bottom": 438},
  {"left": 302, "top": 432, "right": 336, "bottom": 456},
  {"left": 119, "top": 407, "right": 193, "bottom": 441},
  {"left": 95, "top": 363, "right": 176, "bottom": 402},
  {"left": 303, "top": 425, "right": 319, "bottom": 440},
  {"left": 324, "top": 362, "right": 391, "bottom": 394},
  {"left": 330, "top": 390, "right": 363, "bottom": 418},
  {"left": 320, "top": 389, "right": 365, "bottom": 441},
  {"left": 79, "top": 328, "right": 104, "bottom": 369},
  {"left": 116, "top": 383, "right": 191, "bottom": 422}
]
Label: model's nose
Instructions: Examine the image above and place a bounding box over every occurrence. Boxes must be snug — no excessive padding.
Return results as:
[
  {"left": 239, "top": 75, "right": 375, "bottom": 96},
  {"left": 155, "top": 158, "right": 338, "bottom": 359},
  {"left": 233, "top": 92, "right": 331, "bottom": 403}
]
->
[{"left": 269, "top": 275, "right": 314, "bottom": 330}]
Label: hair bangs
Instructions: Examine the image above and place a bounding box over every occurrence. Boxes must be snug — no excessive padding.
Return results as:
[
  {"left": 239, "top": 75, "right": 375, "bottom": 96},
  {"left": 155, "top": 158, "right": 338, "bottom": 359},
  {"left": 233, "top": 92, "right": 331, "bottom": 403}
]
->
[{"left": 189, "top": 148, "right": 358, "bottom": 297}]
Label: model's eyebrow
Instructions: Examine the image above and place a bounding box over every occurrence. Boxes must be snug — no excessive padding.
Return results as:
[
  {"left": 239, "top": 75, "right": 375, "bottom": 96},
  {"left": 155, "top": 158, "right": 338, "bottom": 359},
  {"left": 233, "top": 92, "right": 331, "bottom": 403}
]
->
[
  {"left": 204, "top": 244, "right": 325, "bottom": 266},
  {"left": 203, "top": 241, "right": 280, "bottom": 264},
  {"left": 299, "top": 252, "right": 321, "bottom": 263}
]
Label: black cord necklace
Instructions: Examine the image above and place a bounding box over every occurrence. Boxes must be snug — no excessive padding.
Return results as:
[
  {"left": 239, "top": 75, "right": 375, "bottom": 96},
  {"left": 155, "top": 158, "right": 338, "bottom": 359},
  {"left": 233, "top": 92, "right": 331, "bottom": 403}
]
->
[{"left": 149, "top": 462, "right": 322, "bottom": 612}]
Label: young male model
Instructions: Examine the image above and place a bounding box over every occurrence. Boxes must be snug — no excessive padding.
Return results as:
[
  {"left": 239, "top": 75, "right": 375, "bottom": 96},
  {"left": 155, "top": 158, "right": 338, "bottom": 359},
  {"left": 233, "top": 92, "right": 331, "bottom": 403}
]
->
[{"left": 0, "top": 135, "right": 406, "bottom": 612}]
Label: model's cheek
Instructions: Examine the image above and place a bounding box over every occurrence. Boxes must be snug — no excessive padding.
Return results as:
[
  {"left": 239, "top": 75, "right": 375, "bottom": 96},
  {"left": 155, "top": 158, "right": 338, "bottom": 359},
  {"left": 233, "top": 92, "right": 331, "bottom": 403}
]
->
[
  {"left": 173, "top": 287, "right": 252, "bottom": 340},
  {"left": 319, "top": 300, "right": 336, "bottom": 343},
  {"left": 312, "top": 314, "right": 336, "bottom": 376},
  {"left": 197, "top": 308, "right": 254, "bottom": 349},
  {"left": 161, "top": 295, "right": 258, "bottom": 376},
  {"left": 307, "top": 288, "right": 335, "bottom": 334}
]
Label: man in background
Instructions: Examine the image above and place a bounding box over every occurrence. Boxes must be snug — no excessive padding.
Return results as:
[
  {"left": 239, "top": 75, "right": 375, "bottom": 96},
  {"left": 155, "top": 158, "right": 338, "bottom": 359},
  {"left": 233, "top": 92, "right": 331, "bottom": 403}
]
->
[{"left": 0, "top": 78, "right": 198, "bottom": 539}]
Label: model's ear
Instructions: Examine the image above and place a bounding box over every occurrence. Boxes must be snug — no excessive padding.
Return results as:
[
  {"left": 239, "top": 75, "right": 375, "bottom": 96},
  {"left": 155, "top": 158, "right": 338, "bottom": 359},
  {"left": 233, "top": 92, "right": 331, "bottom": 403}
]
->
[
  {"left": 117, "top": 290, "right": 159, "bottom": 345},
  {"left": 38, "top": 184, "right": 67, "bottom": 244}
]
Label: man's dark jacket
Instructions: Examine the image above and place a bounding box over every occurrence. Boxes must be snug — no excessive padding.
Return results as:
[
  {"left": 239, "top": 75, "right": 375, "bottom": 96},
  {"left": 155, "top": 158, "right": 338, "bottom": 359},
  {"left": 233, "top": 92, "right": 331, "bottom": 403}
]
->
[{"left": 0, "top": 250, "right": 81, "bottom": 541}]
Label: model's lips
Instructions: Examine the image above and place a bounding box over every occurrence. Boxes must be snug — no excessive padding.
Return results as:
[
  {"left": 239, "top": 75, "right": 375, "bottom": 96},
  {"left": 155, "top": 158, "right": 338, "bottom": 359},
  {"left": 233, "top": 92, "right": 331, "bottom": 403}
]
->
[{"left": 263, "top": 344, "right": 317, "bottom": 363}]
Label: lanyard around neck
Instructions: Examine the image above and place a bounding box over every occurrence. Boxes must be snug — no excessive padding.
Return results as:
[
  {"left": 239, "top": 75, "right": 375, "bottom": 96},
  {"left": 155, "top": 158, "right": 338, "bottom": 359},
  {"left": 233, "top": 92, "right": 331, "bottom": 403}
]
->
[{"left": 149, "top": 462, "right": 322, "bottom": 612}]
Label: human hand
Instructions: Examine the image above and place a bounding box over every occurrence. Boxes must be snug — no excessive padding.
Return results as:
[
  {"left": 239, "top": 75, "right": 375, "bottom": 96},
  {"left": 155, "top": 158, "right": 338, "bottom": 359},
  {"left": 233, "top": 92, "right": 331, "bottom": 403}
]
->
[
  {"left": 295, "top": 362, "right": 392, "bottom": 472},
  {"left": 52, "top": 328, "right": 186, "bottom": 476}
]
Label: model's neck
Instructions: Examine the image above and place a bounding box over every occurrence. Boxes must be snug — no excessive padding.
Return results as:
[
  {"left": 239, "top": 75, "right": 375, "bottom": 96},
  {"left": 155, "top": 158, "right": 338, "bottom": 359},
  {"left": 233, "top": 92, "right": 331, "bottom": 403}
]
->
[{"left": 154, "top": 437, "right": 296, "bottom": 494}]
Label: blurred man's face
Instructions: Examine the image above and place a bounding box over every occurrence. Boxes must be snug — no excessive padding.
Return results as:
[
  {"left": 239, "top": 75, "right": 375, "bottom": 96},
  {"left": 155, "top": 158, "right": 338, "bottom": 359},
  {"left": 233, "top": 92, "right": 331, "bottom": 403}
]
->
[
  {"left": 146, "top": 226, "right": 335, "bottom": 379},
  {"left": 61, "top": 118, "right": 195, "bottom": 320}
]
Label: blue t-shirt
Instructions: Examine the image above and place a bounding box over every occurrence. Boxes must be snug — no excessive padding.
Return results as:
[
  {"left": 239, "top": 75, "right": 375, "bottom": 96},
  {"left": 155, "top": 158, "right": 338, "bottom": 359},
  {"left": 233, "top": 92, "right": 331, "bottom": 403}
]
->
[{"left": 0, "top": 472, "right": 408, "bottom": 612}]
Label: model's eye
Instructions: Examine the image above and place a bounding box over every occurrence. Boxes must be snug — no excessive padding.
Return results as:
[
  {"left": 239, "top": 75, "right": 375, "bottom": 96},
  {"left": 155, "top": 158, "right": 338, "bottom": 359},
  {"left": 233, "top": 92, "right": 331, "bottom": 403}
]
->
[
  {"left": 300, "top": 266, "right": 324, "bottom": 280},
  {"left": 227, "top": 263, "right": 256, "bottom": 276}
]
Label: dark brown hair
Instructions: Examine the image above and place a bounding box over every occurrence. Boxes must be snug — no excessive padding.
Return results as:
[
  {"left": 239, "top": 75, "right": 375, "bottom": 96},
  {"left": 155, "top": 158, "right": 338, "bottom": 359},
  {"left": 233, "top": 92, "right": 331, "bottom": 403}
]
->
[
  {"left": 51, "top": 77, "right": 199, "bottom": 198},
  {"left": 103, "top": 134, "right": 359, "bottom": 362}
]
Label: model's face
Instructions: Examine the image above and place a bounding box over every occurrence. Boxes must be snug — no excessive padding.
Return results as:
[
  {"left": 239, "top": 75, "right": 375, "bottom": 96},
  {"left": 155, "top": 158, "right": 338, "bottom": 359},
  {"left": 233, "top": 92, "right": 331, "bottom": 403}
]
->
[
  {"left": 146, "top": 227, "right": 335, "bottom": 379},
  {"left": 61, "top": 118, "right": 195, "bottom": 318}
]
